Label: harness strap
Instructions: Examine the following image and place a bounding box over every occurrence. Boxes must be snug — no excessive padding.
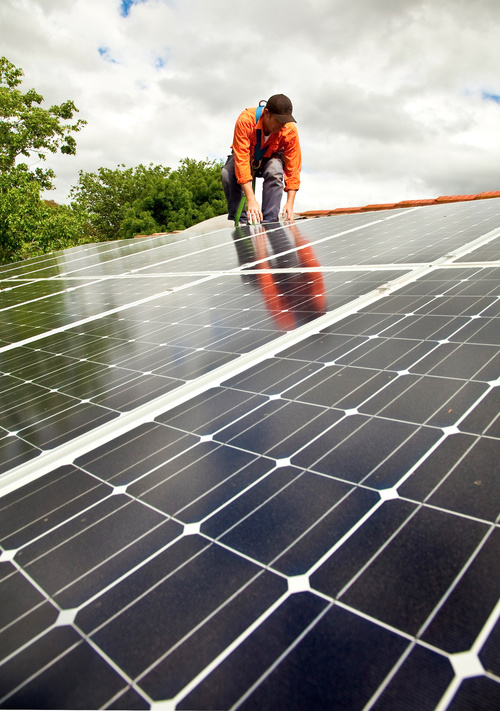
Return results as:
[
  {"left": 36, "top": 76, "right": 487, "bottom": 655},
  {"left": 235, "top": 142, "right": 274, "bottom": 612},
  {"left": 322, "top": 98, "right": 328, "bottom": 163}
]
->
[{"left": 253, "top": 103, "right": 267, "bottom": 166}]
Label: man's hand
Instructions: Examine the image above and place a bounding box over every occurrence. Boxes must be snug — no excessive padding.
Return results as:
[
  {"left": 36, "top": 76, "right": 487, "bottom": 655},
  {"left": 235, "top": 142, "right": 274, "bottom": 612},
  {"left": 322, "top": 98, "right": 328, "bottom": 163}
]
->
[
  {"left": 246, "top": 197, "right": 263, "bottom": 224},
  {"left": 242, "top": 182, "right": 263, "bottom": 224},
  {"left": 281, "top": 190, "right": 297, "bottom": 221}
]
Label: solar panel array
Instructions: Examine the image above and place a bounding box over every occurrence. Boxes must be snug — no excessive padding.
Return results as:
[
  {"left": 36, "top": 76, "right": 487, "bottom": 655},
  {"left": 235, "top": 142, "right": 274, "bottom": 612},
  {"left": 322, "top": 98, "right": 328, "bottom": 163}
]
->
[{"left": 1, "top": 199, "right": 500, "bottom": 710}]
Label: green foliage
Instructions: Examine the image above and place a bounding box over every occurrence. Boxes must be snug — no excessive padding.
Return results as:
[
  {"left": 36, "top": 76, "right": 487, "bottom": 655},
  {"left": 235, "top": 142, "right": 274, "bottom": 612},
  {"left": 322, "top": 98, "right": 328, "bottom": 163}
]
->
[
  {"left": 0, "top": 57, "right": 89, "bottom": 263},
  {"left": 0, "top": 165, "right": 40, "bottom": 263},
  {"left": 69, "top": 163, "right": 172, "bottom": 241},
  {"left": 0, "top": 56, "right": 86, "bottom": 190},
  {"left": 0, "top": 165, "right": 92, "bottom": 264},
  {"left": 71, "top": 158, "right": 226, "bottom": 240}
]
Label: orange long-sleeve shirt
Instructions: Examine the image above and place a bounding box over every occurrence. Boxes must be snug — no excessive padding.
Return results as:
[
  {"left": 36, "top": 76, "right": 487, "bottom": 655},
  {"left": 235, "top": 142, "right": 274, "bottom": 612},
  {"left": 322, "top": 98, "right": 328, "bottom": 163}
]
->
[{"left": 231, "top": 106, "right": 302, "bottom": 192}]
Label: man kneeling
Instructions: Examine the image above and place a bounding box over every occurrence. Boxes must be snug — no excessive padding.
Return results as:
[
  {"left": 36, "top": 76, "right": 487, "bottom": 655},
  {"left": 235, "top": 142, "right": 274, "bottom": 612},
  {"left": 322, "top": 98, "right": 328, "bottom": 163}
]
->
[{"left": 221, "top": 94, "right": 301, "bottom": 224}]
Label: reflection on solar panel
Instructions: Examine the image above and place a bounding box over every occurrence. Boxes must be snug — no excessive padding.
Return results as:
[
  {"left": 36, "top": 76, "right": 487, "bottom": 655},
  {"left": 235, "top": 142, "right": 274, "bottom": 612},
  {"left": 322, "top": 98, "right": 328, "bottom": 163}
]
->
[{"left": 1, "top": 199, "right": 500, "bottom": 710}]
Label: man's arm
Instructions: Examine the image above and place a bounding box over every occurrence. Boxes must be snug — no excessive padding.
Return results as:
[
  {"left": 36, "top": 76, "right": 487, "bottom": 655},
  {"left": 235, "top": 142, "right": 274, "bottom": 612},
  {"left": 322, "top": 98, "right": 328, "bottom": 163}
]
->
[
  {"left": 282, "top": 123, "right": 301, "bottom": 193},
  {"left": 232, "top": 108, "right": 264, "bottom": 223},
  {"left": 232, "top": 109, "right": 255, "bottom": 186},
  {"left": 279, "top": 123, "right": 301, "bottom": 221}
]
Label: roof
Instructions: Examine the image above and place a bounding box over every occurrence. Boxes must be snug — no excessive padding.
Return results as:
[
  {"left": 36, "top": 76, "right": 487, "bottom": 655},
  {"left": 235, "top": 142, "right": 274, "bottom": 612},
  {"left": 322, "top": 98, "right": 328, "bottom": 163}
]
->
[
  {"left": 298, "top": 190, "right": 500, "bottom": 217},
  {"left": 1, "top": 197, "right": 500, "bottom": 709}
]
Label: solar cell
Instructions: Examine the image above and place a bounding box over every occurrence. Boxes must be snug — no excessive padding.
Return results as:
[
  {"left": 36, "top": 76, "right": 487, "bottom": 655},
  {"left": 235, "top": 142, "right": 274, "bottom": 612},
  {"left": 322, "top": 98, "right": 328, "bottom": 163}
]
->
[{"left": 1, "top": 199, "right": 500, "bottom": 709}]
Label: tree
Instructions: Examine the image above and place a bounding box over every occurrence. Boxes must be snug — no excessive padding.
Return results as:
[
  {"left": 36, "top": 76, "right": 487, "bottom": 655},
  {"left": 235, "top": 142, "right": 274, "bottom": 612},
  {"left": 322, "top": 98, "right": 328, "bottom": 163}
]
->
[
  {"left": 70, "top": 158, "right": 226, "bottom": 241},
  {"left": 0, "top": 165, "right": 91, "bottom": 264},
  {"left": 0, "top": 57, "right": 88, "bottom": 263},
  {"left": 0, "top": 56, "right": 86, "bottom": 189},
  {"left": 175, "top": 157, "right": 227, "bottom": 215},
  {"left": 69, "top": 163, "right": 172, "bottom": 241}
]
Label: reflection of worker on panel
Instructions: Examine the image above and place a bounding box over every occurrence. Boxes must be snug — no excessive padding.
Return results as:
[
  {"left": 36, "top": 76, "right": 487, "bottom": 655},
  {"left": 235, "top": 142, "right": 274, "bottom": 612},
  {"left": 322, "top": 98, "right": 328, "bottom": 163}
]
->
[{"left": 232, "top": 222, "right": 327, "bottom": 330}]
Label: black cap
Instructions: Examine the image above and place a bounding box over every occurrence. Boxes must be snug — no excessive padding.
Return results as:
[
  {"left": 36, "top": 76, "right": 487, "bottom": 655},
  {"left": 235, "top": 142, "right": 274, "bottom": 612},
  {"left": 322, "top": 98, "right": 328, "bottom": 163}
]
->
[{"left": 266, "top": 94, "right": 296, "bottom": 123}]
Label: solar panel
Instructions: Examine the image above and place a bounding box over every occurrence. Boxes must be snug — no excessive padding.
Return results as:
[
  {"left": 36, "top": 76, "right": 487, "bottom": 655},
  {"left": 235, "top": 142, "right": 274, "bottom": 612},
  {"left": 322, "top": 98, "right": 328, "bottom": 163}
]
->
[{"left": 1, "top": 199, "right": 500, "bottom": 709}]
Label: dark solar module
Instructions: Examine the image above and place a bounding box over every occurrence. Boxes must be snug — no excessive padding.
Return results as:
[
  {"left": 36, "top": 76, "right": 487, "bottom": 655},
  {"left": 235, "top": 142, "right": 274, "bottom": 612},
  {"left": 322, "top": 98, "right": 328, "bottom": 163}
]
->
[
  {"left": 1, "top": 201, "right": 500, "bottom": 709},
  {"left": 456, "top": 241, "right": 500, "bottom": 262},
  {"left": 291, "top": 199, "right": 500, "bottom": 266}
]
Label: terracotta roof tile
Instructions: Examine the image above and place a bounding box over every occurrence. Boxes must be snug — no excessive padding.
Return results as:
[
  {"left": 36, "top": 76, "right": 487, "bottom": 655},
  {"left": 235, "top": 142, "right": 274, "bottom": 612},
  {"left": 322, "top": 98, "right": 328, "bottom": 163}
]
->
[
  {"left": 477, "top": 190, "right": 500, "bottom": 199},
  {"left": 396, "top": 199, "right": 437, "bottom": 207},
  {"left": 435, "top": 194, "right": 477, "bottom": 203},
  {"left": 360, "top": 203, "right": 398, "bottom": 211},
  {"left": 297, "top": 190, "right": 500, "bottom": 218}
]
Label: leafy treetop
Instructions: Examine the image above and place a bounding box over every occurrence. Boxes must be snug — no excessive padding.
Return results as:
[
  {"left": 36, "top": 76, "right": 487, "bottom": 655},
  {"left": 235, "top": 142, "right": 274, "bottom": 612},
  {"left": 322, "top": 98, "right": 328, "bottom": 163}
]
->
[
  {"left": 0, "top": 56, "right": 86, "bottom": 189},
  {"left": 70, "top": 159, "right": 227, "bottom": 240}
]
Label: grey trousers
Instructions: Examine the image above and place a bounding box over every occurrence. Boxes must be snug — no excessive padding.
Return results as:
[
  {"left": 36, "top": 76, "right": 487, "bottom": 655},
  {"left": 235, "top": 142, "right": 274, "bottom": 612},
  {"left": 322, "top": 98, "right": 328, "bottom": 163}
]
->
[{"left": 221, "top": 153, "right": 285, "bottom": 223}]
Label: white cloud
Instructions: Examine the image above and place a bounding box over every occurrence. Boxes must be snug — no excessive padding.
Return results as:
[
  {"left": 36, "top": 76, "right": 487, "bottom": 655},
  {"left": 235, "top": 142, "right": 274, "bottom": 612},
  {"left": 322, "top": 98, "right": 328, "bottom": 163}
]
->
[{"left": 2, "top": 0, "right": 500, "bottom": 212}]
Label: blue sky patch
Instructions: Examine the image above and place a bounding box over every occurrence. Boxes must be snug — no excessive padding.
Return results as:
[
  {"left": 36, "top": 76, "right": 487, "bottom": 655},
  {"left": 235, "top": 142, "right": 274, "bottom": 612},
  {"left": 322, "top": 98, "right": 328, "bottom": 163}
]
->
[
  {"left": 120, "top": 0, "right": 147, "bottom": 17},
  {"left": 98, "top": 47, "right": 117, "bottom": 63},
  {"left": 482, "top": 91, "right": 500, "bottom": 104}
]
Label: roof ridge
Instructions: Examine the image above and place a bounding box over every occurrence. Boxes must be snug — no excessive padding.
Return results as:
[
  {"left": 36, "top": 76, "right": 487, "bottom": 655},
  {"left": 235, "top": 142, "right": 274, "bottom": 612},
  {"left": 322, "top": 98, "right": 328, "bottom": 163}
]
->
[{"left": 298, "top": 190, "right": 500, "bottom": 218}]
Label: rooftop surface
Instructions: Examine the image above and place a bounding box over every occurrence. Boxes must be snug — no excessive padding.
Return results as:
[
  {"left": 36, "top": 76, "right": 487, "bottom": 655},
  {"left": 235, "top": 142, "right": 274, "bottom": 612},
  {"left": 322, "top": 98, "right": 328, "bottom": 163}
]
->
[{"left": 1, "top": 198, "right": 500, "bottom": 709}]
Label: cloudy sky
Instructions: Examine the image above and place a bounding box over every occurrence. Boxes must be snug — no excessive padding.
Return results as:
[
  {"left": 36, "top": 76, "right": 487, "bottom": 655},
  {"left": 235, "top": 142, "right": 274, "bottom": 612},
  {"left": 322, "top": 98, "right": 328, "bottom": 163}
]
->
[{"left": 2, "top": 0, "right": 500, "bottom": 211}]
